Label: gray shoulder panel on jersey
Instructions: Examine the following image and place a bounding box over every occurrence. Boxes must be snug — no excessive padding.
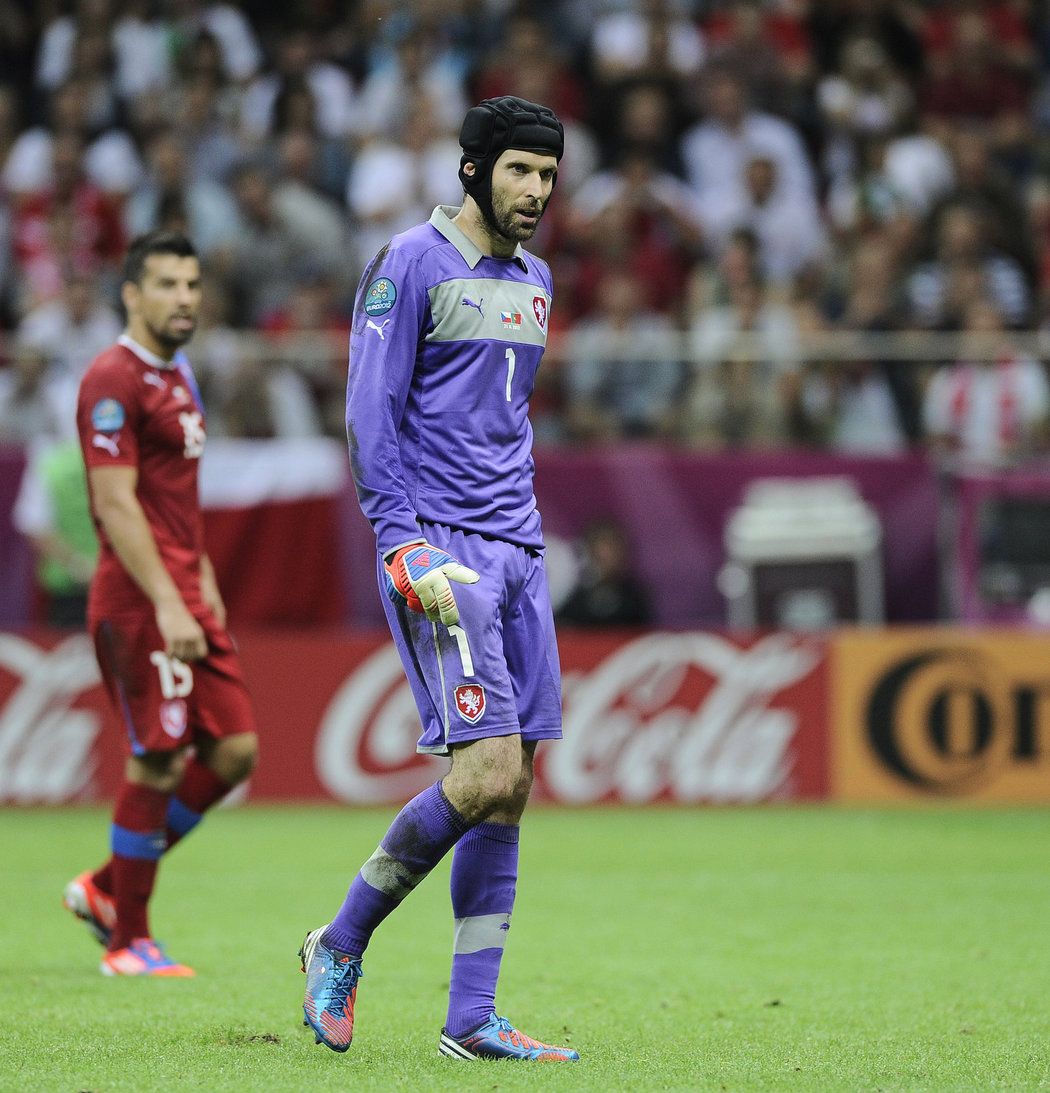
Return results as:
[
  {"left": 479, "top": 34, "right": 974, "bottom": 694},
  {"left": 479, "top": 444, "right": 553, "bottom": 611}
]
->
[{"left": 426, "top": 277, "right": 549, "bottom": 347}]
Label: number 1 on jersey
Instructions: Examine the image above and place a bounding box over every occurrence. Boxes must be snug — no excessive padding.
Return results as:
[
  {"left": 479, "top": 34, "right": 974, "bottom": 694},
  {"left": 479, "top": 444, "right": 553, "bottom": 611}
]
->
[{"left": 505, "top": 347, "right": 516, "bottom": 402}]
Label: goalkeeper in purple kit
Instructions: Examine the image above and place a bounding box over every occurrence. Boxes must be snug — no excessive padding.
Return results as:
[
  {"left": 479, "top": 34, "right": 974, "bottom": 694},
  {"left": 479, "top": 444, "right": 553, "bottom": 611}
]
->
[{"left": 298, "top": 96, "right": 579, "bottom": 1062}]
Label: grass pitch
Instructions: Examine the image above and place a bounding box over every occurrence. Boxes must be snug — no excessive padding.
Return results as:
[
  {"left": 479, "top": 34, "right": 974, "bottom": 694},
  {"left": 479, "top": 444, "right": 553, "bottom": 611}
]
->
[{"left": 2, "top": 805, "right": 1049, "bottom": 1092}]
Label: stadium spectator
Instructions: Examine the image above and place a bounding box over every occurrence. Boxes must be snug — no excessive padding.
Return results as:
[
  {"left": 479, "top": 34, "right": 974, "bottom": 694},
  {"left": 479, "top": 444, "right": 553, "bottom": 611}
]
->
[
  {"left": 808, "top": 0, "right": 923, "bottom": 84},
  {"left": 184, "top": 277, "right": 240, "bottom": 412},
  {"left": 474, "top": 34, "right": 598, "bottom": 200},
  {"left": 12, "top": 438, "right": 97, "bottom": 626},
  {"left": 605, "top": 80, "right": 684, "bottom": 178},
  {"left": 214, "top": 352, "right": 322, "bottom": 440},
  {"left": 702, "top": 0, "right": 813, "bottom": 118},
  {"left": 471, "top": 9, "right": 587, "bottom": 124},
  {"left": 167, "top": 0, "right": 262, "bottom": 84},
  {"left": 796, "top": 238, "right": 917, "bottom": 452},
  {"left": 587, "top": 0, "right": 706, "bottom": 87},
  {"left": 2, "top": 77, "right": 143, "bottom": 199},
  {"left": 688, "top": 226, "right": 766, "bottom": 310},
  {"left": 826, "top": 133, "right": 916, "bottom": 240},
  {"left": 905, "top": 201, "right": 1031, "bottom": 328},
  {"left": 919, "top": 7, "right": 1033, "bottom": 164},
  {"left": 240, "top": 28, "right": 358, "bottom": 142},
  {"left": 816, "top": 35, "right": 914, "bottom": 187},
  {"left": 715, "top": 154, "right": 829, "bottom": 289},
  {"left": 923, "top": 298, "right": 1050, "bottom": 467},
  {"left": 930, "top": 125, "right": 1033, "bottom": 277},
  {"left": 345, "top": 93, "right": 462, "bottom": 274},
  {"left": 125, "top": 128, "right": 241, "bottom": 258},
  {"left": 567, "top": 142, "right": 703, "bottom": 318},
  {"left": 258, "top": 274, "right": 351, "bottom": 438},
  {"left": 268, "top": 81, "right": 353, "bottom": 202},
  {"left": 34, "top": 0, "right": 113, "bottom": 94},
  {"left": 564, "top": 269, "right": 683, "bottom": 441},
  {"left": 920, "top": 0, "right": 1036, "bottom": 86},
  {"left": 17, "top": 268, "right": 122, "bottom": 379},
  {"left": 875, "top": 114, "right": 956, "bottom": 221},
  {"left": 60, "top": 25, "right": 123, "bottom": 134},
  {"left": 8, "top": 130, "right": 126, "bottom": 312},
  {"left": 170, "top": 70, "right": 245, "bottom": 186},
  {"left": 270, "top": 131, "right": 351, "bottom": 270},
  {"left": 680, "top": 68, "right": 817, "bottom": 245},
  {"left": 111, "top": 0, "right": 175, "bottom": 101},
  {"left": 681, "top": 276, "right": 801, "bottom": 447},
  {"left": 0, "top": 343, "right": 76, "bottom": 444},
  {"left": 224, "top": 159, "right": 336, "bottom": 324},
  {"left": 356, "top": 25, "right": 467, "bottom": 140},
  {"left": 557, "top": 517, "right": 652, "bottom": 628}
]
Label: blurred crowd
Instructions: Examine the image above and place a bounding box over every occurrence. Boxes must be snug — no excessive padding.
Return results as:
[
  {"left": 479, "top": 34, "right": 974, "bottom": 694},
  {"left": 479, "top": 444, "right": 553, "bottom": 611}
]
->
[{"left": 2, "top": 0, "right": 1050, "bottom": 469}]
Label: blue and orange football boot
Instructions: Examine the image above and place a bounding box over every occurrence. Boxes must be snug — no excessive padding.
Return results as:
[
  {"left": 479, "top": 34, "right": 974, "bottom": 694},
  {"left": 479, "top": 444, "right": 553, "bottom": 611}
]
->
[
  {"left": 438, "top": 1015, "right": 580, "bottom": 1061},
  {"left": 100, "top": 938, "right": 195, "bottom": 977},
  {"left": 63, "top": 870, "right": 116, "bottom": 947},
  {"left": 299, "top": 924, "right": 363, "bottom": 1052}
]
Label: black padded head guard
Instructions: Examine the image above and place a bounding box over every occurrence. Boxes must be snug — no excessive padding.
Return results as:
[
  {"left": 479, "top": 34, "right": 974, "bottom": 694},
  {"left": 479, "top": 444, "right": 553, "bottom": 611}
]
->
[{"left": 458, "top": 96, "right": 564, "bottom": 233}]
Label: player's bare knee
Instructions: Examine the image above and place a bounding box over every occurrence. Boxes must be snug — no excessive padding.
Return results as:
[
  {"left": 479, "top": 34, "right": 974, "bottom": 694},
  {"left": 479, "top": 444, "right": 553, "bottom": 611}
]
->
[
  {"left": 476, "top": 765, "right": 524, "bottom": 812},
  {"left": 127, "top": 748, "right": 187, "bottom": 793},
  {"left": 209, "top": 732, "right": 258, "bottom": 785}
]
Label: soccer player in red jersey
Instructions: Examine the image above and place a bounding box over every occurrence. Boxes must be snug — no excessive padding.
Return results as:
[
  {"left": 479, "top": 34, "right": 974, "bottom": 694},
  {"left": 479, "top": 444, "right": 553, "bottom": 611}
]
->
[{"left": 64, "top": 231, "right": 259, "bottom": 976}]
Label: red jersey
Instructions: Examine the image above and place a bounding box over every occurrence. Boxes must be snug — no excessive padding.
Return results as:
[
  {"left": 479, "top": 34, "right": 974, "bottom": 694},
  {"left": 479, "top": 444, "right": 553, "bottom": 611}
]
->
[{"left": 77, "top": 335, "right": 207, "bottom": 619}]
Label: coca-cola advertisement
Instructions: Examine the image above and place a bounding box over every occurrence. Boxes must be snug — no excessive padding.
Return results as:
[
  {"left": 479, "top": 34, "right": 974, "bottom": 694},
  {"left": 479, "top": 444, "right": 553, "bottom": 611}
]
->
[{"left": 0, "top": 629, "right": 829, "bottom": 805}]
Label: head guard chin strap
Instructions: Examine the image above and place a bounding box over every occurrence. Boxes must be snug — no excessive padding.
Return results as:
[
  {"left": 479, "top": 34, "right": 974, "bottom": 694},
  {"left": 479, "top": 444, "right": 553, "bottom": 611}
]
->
[{"left": 458, "top": 96, "right": 564, "bottom": 235}]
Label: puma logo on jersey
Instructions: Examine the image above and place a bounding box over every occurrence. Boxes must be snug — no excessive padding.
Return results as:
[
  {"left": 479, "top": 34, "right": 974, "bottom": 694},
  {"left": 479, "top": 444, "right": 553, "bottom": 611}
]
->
[
  {"left": 92, "top": 433, "right": 120, "bottom": 456},
  {"left": 461, "top": 296, "right": 485, "bottom": 318},
  {"left": 366, "top": 319, "right": 391, "bottom": 340}
]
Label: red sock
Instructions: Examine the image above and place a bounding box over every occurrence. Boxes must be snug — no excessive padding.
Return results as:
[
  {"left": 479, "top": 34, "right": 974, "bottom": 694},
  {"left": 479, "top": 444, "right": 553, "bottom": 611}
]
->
[
  {"left": 166, "top": 759, "right": 232, "bottom": 849},
  {"left": 93, "top": 761, "right": 233, "bottom": 891},
  {"left": 92, "top": 860, "right": 114, "bottom": 894},
  {"left": 107, "top": 782, "right": 170, "bottom": 951}
]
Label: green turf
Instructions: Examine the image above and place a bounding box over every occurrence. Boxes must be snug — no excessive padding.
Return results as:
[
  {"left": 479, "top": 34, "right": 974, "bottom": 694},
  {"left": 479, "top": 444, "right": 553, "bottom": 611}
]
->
[{"left": 3, "top": 805, "right": 1050, "bottom": 1091}]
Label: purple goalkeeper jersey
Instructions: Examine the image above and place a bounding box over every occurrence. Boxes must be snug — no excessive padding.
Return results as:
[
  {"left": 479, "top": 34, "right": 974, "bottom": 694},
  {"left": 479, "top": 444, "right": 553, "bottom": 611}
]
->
[{"left": 346, "top": 205, "right": 554, "bottom": 556}]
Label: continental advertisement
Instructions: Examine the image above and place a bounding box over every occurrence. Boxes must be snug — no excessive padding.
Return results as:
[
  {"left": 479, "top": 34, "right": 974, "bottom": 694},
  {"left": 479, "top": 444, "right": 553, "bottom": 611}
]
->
[{"left": 831, "top": 629, "right": 1050, "bottom": 802}]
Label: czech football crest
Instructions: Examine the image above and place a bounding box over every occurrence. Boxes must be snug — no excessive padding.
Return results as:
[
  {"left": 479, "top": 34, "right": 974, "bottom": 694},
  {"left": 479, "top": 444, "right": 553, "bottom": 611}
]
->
[
  {"left": 532, "top": 295, "right": 547, "bottom": 330},
  {"left": 454, "top": 684, "right": 486, "bottom": 724},
  {"left": 159, "top": 699, "right": 188, "bottom": 739}
]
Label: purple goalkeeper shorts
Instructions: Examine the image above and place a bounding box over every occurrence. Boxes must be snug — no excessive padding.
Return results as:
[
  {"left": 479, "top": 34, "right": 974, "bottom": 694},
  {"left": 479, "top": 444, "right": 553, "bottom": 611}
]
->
[{"left": 378, "top": 523, "right": 563, "bottom": 756}]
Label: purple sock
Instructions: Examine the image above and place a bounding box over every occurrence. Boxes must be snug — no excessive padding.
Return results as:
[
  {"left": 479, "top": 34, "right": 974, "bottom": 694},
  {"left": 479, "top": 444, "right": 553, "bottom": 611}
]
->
[
  {"left": 323, "top": 782, "right": 471, "bottom": 956},
  {"left": 444, "top": 822, "right": 519, "bottom": 1038}
]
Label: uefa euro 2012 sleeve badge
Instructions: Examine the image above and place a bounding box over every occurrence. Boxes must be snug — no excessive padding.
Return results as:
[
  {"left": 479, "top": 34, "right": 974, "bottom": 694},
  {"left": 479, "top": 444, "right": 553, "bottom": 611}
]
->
[{"left": 364, "top": 277, "right": 397, "bottom": 317}]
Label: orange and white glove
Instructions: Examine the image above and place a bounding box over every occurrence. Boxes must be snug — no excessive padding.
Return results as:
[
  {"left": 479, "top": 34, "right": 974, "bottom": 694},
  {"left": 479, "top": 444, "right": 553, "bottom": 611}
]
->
[{"left": 383, "top": 541, "right": 479, "bottom": 625}]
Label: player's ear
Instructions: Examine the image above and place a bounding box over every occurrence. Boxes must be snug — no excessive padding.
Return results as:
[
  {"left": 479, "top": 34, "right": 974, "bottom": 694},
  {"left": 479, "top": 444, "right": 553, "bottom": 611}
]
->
[
  {"left": 120, "top": 280, "right": 138, "bottom": 315},
  {"left": 463, "top": 161, "right": 477, "bottom": 178}
]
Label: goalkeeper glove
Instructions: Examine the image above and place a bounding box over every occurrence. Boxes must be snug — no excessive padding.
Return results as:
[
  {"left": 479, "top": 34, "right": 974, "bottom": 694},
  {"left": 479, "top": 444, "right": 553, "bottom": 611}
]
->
[{"left": 384, "top": 541, "right": 480, "bottom": 625}]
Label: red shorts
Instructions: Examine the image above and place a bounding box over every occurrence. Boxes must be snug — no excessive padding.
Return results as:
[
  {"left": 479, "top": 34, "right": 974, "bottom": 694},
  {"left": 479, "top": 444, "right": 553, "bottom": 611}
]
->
[{"left": 91, "top": 610, "right": 257, "bottom": 755}]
